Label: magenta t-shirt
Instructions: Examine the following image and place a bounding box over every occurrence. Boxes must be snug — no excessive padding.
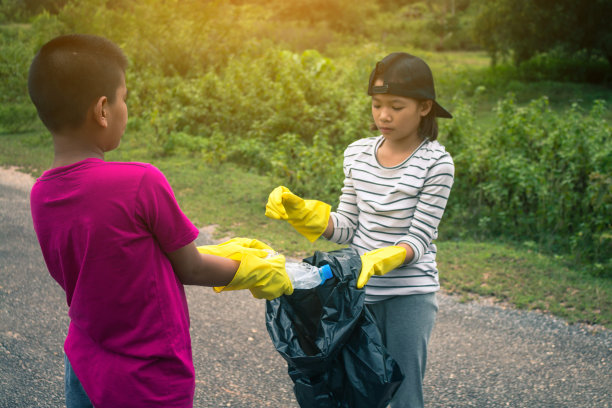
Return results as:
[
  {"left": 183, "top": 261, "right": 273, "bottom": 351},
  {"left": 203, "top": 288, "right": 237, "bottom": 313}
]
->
[{"left": 30, "top": 158, "right": 200, "bottom": 407}]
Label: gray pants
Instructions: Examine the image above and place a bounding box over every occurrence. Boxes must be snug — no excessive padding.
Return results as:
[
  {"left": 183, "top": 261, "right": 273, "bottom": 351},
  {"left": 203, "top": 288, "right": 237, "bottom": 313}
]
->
[{"left": 367, "top": 293, "right": 438, "bottom": 408}]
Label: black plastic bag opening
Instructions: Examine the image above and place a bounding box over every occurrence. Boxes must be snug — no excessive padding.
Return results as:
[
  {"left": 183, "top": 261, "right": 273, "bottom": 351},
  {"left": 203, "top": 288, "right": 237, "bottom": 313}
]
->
[{"left": 266, "top": 248, "right": 404, "bottom": 408}]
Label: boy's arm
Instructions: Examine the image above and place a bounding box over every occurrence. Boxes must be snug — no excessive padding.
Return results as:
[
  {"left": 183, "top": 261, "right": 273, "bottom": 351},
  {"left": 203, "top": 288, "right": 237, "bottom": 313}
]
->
[
  {"left": 167, "top": 241, "right": 239, "bottom": 286},
  {"left": 167, "top": 238, "right": 293, "bottom": 300}
]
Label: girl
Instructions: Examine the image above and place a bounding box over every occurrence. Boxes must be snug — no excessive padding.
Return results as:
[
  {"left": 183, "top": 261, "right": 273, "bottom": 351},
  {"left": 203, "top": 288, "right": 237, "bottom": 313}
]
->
[{"left": 265, "top": 52, "right": 454, "bottom": 408}]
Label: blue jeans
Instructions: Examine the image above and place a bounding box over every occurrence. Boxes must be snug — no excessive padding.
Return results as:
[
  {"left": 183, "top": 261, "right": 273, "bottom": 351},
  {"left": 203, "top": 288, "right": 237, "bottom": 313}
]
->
[{"left": 65, "top": 354, "right": 94, "bottom": 408}]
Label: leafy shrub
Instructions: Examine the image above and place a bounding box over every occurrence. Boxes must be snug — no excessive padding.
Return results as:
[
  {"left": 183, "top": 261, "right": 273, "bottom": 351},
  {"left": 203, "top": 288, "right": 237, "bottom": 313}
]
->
[
  {"left": 517, "top": 48, "right": 611, "bottom": 84},
  {"left": 0, "top": 0, "right": 67, "bottom": 22},
  {"left": 0, "top": 28, "right": 33, "bottom": 104},
  {"left": 442, "top": 95, "right": 612, "bottom": 274},
  {"left": 269, "top": 133, "right": 344, "bottom": 205},
  {"left": 0, "top": 103, "right": 40, "bottom": 133},
  {"left": 368, "top": 1, "right": 479, "bottom": 52},
  {"left": 0, "top": 21, "right": 53, "bottom": 133},
  {"left": 115, "top": 44, "right": 372, "bottom": 204}
]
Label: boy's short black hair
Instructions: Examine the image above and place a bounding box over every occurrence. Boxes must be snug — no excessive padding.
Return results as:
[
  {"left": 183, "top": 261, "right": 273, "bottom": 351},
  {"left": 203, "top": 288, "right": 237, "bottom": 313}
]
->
[{"left": 28, "top": 34, "right": 128, "bottom": 132}]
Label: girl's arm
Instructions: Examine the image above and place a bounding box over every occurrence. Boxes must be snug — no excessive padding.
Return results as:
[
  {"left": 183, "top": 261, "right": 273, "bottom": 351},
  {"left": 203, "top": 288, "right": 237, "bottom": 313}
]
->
[
  {"left": 396, "top": 242, "right": 415, "bottom": 264},
  {"left": 325, "top": 152, "right": 359, "bottom": 244},
  {"left": 322, "top": 217, "right": 335, "bottom": 239},
  {"left": 396, "top": 155, "right": 454, "bottom": 264}
]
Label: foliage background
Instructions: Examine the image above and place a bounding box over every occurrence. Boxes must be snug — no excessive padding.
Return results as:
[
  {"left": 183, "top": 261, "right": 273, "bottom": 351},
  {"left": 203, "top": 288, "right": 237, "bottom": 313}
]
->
[{"left": 1, "top": 0, "right": 611, "bottom": 280}]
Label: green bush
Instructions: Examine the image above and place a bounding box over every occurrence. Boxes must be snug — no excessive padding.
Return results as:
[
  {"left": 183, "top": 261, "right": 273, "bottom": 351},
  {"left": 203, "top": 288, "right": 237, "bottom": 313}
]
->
[
  {"left": 269, "top": 133, "right": 344, "bottom": 204},
  {"left": 0, "top": 21, "right": 51, "bottom": 133},
  {"left": 116, "top": 46, "right": 368, "bottom": 205},
  {"left": 0, "top": 103, "right": 40, "bottom": 133},
  {"left": 0, "top": 28, "right": 32, "bottom": 104},
  {"left": 367, "top": 1, "right": 479, "bottom": 52},
  {"left": 517, "top": 48, "right": 611, "bottom": 84},
  {"left": 442, "top": 95, "right": 611, "bottom": 274}
]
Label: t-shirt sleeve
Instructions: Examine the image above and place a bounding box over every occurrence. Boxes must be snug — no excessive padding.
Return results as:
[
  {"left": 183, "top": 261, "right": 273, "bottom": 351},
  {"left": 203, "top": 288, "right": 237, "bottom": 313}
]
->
[{"left": 135, "top": 165, "right": 199, "bottom": 253}]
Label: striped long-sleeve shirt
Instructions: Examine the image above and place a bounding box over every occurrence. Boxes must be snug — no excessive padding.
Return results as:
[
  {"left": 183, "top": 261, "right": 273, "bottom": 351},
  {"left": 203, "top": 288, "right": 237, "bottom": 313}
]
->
[{"left": 328, "top": 135, "right": 454, "bottom": 303}]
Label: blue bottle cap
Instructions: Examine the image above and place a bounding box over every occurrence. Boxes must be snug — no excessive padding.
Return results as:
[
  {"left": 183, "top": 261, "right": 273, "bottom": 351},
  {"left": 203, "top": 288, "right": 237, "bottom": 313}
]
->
[{"left": 319, "top": 264, "right": 333, "bottom": 282}]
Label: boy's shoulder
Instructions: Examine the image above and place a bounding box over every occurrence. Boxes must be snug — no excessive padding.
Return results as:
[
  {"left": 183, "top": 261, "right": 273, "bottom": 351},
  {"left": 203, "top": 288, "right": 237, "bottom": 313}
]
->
[
  {"left": 99, "top": 160, "right": 168, "bottom": 185},
  {"left": 107, "top": 160, "right": 157, "bottom": 173},
  {"left": 35, "top": 159, "right": 163, "bottom": 188},
  {"left": 89, "top": 160, "right": 160, "bottom": 181},
  {"left": 87, "top": 159, "right": 159, "bottom": 173},
  {"left": 102, "top": 160, "right": 153, "bottom": 170}
]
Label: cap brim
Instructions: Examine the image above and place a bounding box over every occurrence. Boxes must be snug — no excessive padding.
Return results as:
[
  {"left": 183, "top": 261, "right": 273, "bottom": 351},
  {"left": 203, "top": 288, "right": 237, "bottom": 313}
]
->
[{"left": 434, "top": 101, "right": 452, "bottom": 119}]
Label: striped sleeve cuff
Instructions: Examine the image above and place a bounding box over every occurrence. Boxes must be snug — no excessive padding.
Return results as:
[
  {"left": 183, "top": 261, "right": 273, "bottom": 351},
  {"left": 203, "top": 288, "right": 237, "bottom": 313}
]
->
[
  {"left": 328, "top": 212, "right": 356, "bottom": 245},
  {"left": 395, "top": 235, "right": 426, "bottom": 265}
]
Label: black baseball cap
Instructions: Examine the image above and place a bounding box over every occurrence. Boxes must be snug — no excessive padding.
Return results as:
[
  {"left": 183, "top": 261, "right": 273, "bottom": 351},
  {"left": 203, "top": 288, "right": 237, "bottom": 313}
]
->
[{"left": 368, "top": 52, "right": 452, "bottom": 119}]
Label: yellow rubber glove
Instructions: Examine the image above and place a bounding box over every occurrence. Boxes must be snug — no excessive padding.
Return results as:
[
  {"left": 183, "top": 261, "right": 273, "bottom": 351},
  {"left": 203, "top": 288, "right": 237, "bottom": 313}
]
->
[
  {"left": 197, "top": 238, "right": 271, "bottom": 260},
  {"left": 197, "top": 238, "right": 293, "bottom": 300},
  {"left": 357, "top": 246, "right": 407, "bottom": 289},
  {"left": 265, "top": 186, "right": 331, "bottom": 243}
]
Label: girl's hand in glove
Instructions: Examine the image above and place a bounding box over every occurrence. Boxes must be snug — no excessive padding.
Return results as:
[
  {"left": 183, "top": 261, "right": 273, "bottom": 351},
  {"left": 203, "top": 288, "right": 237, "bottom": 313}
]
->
[
  {"left": 357, "top": 246, "right": 407, "bottom": 288},
  {"left": 265, "top": 186, "right": 331, "bottom": 243}
]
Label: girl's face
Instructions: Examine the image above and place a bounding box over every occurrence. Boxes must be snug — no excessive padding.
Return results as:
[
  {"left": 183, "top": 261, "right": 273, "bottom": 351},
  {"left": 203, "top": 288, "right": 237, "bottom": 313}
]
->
[{"left": 371, "top": 79, "right": 431, "bottom": 144}]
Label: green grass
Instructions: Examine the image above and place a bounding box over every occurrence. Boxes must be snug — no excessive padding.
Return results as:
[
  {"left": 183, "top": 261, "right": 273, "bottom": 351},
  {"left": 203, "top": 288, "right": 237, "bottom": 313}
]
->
[
  {"left": 437, "top": 240, "right": 612, "bottom": 327},
  {"left": 0, "top": 128, "right": 52, "bottom": 174},
  {"left": 3, "top": 128, "right": 610, "bottom": 328}
]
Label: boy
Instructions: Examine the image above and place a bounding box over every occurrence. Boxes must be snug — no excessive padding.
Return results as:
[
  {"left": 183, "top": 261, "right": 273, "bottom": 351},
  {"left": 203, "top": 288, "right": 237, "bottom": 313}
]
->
[{"left": 28, "top": 34, "right": 291, "bottom": 407}]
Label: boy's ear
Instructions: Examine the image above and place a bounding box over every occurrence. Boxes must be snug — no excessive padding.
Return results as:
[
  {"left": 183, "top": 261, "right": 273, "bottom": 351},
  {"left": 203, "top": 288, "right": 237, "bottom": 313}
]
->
[
  {"left": 420, "top": 100, "right": 433, "bottom": 117},
  {"left": 93, "top": 96, "right": 109, "bottom": 128}
]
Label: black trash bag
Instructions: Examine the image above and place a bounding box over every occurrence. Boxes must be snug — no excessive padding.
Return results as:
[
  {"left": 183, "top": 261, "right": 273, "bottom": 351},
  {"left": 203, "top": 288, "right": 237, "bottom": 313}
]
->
[{"left": 266, "top": 247, "right": 404, "bottom": 408}]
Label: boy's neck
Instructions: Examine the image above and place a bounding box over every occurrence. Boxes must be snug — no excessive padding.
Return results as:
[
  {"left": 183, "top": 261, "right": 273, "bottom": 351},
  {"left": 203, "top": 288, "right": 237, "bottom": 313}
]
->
[{"left": 51, "top": 131, "right": 104, "bottom": 169}]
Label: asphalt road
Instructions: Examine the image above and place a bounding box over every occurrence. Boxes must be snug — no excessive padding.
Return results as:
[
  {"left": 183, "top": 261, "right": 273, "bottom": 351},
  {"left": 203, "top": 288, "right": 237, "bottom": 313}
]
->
[{"left": 1, "top": 167, "right": 611, "bottom": 408}]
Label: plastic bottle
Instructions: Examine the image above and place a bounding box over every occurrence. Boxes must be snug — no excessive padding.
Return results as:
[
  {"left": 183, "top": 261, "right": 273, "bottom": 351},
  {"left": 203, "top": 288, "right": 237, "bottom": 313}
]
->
[
  {"left": 264, "top": 250, "right": 333, "bottom": 289},
  {"left": 285, "top": 262, "right": 333, "bottom": 289}
]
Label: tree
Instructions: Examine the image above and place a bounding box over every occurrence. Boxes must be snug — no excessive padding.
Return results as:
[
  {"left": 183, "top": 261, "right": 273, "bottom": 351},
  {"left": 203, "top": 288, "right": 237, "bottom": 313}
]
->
[
  {"left": 473, "top": 0, "right": 612, "bottom": 67},
  {"left": 1, "top": 0, "right": 68, "bottom": 20}
]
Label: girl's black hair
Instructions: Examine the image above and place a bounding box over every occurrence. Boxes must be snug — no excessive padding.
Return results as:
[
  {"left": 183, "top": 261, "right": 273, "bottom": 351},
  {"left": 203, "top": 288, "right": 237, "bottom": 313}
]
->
[{"left": 418, "top": 103, "right": 438, "bottom": 141}]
